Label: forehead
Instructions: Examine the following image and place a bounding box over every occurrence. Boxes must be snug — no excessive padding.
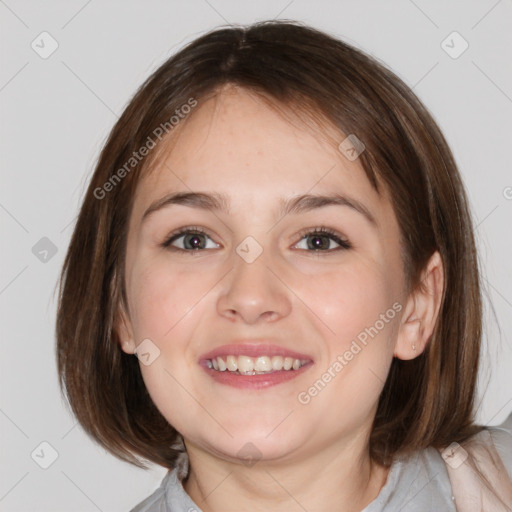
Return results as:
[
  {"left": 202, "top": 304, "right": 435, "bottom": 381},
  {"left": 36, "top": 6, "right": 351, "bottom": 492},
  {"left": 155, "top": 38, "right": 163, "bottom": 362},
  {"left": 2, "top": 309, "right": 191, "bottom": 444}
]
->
[{"left": 132, "top": 88, "right": 392, "bottom": 224}]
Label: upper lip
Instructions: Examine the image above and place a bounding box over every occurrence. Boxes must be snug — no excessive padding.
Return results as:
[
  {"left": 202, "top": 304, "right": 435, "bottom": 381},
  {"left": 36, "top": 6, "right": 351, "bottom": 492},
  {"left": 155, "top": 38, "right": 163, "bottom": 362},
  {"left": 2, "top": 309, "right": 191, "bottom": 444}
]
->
[{"left": 199, "top": 341, "right": 314, "bottom": 362}]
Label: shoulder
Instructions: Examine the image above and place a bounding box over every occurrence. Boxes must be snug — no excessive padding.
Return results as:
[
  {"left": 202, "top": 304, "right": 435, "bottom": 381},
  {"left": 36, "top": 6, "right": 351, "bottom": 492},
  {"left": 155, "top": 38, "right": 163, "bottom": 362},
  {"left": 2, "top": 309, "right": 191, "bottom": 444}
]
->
[
  {"left": 457, "top": 411, "right": 512, "bottom": 481},
  {"left": 129, "top": 471, "right": 170, "bottom": 512},
  {"left": 363, "top": 446, "right": 457, "bottom": 511},
  {"left": 364, "top": 412, "right": 512, "bottom": 511},
  {"left": 438, "top": 411, "right": 512, "bottom": 512},
  {"left": 487, "top": 410, "right": 512, "bottom": 479},
  {"left": 129, "top": 464, "right": 200, "bottom": 512},
  {"left": 130, "top": 448, "right": 196, "bottom": 512}
]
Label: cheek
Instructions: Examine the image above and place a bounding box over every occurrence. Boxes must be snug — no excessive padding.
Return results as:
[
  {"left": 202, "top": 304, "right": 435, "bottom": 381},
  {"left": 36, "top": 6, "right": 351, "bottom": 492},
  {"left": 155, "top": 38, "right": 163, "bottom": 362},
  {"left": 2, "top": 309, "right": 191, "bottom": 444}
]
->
[
  {"left": 294, "top": 264, "right": 398, "bottom": 431},
  {"left": 127, "top": 257, "right": 212, "bottom": 341},
  {"left": 298, "top": 259, "right": 397, "bottom": 344},
  {"left": 297, "top": 259, "right": 399, "bottom": 407},
  {"left": 126, "top": 259, "right": 214, "bottom": 432}
]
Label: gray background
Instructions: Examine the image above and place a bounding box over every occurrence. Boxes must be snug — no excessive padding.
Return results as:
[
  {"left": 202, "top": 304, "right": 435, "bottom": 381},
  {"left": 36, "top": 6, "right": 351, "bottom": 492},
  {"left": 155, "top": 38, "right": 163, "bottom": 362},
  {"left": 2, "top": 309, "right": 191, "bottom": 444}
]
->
[{"left": 1, "top": 0, "right": 511, "bottom": 510}]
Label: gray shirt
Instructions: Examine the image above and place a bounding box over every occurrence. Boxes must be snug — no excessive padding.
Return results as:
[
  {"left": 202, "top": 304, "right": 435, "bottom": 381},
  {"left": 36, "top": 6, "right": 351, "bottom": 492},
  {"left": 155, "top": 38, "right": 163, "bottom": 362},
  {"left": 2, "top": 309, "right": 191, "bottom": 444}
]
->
[{"left": 130, "top": 412, "right": 512, "bottom": 511}]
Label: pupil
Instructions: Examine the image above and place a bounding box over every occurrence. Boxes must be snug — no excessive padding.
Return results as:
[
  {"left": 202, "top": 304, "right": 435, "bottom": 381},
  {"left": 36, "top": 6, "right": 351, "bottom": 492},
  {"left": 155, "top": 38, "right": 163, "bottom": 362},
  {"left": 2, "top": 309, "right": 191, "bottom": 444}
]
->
[
  {"left": 309, "top": 235, "right": 327, "bottom": 250},
  {"left": 186, "top": 234, "right": 203, "bottom": 249}
]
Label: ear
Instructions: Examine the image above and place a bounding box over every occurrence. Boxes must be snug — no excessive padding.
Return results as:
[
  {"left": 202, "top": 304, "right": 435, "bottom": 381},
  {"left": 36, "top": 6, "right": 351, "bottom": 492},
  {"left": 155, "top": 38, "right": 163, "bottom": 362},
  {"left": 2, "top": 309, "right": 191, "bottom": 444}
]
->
[
  {"left": 394, "top": 250, "right": 444, "bottom": 360},
  {"left": 114, "top": 301, "right": 137, "bottom": 355}
]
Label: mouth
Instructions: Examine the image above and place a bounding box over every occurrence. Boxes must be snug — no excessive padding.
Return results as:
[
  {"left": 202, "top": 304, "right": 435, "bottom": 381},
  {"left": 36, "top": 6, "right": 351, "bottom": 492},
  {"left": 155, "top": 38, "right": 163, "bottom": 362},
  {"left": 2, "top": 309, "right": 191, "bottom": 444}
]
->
[
  {"left": 199, "top": 343, "right": 314, "bottom": 389},
  {"left": 205, "top": 354, "right": 310, "bottom": 375}
]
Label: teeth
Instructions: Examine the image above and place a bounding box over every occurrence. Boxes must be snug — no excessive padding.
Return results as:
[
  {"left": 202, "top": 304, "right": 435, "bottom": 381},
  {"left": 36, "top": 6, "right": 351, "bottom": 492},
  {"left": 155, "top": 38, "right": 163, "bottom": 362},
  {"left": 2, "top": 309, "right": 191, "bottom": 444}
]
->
[
  {"left": 217, "top": 357, "right": 227, "bottom": 371},
  {"left": 271, "top": 356, "right": 284, "bottom": 370},
  {"left": 226, "top": 355, "right": 238, "bottom": 371},
  {"left": 238, "top": 355, "right": 254, "bottom": 373},
  {"left": 254, "top": 356, "right": 272, "bottom": 372},
  {"left": 207, "top": 355, "right": 309, "bottom": 374}
]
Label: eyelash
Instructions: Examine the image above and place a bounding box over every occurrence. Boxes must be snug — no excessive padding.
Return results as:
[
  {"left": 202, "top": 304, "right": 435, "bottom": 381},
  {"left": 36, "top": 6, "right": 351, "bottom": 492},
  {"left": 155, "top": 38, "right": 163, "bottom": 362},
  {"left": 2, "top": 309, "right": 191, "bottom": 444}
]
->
[
  {"left": 161, "top": 225, "right": 352, "bottom": 254},
  {"left": 295, "top": 226, "right": 351, "bottom": 251}
]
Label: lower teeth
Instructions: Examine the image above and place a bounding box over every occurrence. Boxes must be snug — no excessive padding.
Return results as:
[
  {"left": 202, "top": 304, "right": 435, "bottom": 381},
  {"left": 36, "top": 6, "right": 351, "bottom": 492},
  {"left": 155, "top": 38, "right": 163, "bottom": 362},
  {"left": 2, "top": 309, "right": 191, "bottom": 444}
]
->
[
  {"left": 209, "top": 368, "right": 298, "bottom": 375},
  {"left": 238, "top": 370, "right": 275, "bottom": 375}
]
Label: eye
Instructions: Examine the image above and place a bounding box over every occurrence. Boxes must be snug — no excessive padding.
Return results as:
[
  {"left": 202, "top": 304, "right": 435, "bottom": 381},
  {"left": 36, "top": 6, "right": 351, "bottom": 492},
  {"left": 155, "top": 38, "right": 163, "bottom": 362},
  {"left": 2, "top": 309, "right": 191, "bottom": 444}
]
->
[
  {"left": 293, "top": 226, "right": 351, "bottom": 252},
  {"left": 162, "top": 226, "right": 220, "bottom": 251},
  {"left": 161, "top": 225, "right": 352, "bottom": 253}
]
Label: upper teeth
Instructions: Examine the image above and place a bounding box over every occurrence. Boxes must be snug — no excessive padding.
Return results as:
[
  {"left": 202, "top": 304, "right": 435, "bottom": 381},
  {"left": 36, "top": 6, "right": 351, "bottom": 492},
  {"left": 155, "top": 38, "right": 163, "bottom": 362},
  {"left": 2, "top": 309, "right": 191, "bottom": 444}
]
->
[{"left": 207, "top": 355, "right": 309, "bottom": 374}]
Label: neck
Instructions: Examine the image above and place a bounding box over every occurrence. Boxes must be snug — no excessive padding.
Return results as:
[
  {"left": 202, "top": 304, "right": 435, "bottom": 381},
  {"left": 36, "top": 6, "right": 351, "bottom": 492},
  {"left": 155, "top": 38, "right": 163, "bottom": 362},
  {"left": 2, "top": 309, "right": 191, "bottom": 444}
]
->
[{"left": 182, "top": 437, "right": 390, "bottom": 512}]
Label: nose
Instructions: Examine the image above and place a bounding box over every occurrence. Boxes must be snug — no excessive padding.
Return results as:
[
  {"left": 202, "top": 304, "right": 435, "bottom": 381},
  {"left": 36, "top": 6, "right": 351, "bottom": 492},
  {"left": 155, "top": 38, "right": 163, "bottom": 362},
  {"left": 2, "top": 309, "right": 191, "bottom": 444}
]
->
[{"left": 216, "top": 246, "right": 292, "bottom": 324}]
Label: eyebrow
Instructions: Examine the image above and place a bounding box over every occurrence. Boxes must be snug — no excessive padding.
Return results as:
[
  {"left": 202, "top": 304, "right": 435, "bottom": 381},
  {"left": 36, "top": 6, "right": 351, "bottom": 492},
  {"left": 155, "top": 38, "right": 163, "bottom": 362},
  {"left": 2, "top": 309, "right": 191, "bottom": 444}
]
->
[{"left": 141, "top": 191, "right": 378, "bottom": 228}]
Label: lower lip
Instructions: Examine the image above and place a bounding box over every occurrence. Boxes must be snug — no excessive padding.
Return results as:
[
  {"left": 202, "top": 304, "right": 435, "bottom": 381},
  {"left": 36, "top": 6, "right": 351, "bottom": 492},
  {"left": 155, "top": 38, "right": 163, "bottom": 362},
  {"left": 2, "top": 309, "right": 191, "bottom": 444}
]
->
[{"left": 200, "top": 362, "right": 313, "bottom": 389}]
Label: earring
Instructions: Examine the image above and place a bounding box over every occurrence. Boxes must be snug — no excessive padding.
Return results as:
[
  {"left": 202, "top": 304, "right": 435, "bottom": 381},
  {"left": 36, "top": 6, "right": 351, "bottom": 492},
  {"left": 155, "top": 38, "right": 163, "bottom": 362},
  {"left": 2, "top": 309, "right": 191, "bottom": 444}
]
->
[{"left": 412, "top": 343, "right": 417, "bottom": 351}]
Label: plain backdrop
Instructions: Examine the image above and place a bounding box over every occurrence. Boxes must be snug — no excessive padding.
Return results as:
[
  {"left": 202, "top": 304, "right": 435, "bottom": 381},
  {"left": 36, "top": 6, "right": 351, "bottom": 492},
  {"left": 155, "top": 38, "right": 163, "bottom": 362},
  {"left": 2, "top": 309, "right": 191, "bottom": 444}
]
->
[{"left": 1, "top": 1, "right": 511, "bottom": 510}]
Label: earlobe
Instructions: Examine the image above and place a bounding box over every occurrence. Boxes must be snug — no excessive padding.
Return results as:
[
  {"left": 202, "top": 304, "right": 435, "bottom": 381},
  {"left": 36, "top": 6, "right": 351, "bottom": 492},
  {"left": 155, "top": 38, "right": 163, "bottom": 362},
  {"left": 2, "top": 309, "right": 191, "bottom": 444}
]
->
[
  {"left": 114, "top": 304, "right": 136, "bottom": 354},
  {"left": 394, "top": 250, "right": 445, "bottom": 360},
  {"left": 120, "top": 339, "right": 136, "bottom": 354},
  {"left": 394, "top": 315, "right": 423, "bottom": 360}
]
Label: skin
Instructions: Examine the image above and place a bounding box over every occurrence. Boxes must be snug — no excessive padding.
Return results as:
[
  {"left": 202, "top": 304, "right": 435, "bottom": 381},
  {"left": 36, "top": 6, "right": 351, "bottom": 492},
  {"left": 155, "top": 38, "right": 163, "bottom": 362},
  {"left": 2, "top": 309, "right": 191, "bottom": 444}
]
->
[{"left": 116, "top": 86, "right": 444, "bottom": 512}]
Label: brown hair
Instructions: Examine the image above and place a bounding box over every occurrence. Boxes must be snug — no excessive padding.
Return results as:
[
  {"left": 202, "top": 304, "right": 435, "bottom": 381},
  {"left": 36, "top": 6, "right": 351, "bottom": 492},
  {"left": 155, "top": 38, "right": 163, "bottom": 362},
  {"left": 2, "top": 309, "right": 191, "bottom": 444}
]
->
[{"left": 56, "top": 19, "right": 484, "bottom": 469}]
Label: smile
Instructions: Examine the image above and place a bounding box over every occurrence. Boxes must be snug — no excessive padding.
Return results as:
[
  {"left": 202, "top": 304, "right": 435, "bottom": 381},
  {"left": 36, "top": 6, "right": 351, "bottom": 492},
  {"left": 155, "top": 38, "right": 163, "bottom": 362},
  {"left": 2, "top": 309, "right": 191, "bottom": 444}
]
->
[
  {"left": 199, "top": 342, "right": 314, "bottom": 389},
  {"left": 206, "top": 355, "right": 310, "bottom": 375}
]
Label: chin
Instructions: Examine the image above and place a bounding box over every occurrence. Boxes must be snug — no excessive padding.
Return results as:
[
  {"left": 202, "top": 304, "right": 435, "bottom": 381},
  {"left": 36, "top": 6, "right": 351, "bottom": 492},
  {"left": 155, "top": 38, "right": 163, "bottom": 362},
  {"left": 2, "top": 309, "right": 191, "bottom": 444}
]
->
[{"left": 198, "top": 425, "right": 303, "bottom": 465}]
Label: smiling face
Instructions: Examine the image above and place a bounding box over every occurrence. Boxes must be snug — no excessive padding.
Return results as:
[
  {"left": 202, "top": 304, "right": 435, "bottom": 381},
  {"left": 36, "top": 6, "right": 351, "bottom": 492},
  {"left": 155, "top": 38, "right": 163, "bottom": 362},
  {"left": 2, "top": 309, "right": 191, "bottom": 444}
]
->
[{"left": 116, "top": 86, "right": 412, "bottom": 465}]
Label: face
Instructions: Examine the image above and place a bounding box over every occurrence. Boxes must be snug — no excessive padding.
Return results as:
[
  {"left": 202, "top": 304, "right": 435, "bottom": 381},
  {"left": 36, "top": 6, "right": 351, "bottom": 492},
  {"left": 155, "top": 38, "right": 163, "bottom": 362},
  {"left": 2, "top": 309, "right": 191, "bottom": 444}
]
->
[{"left": 118, "top": 87, "right": 408, "bottom": 465}]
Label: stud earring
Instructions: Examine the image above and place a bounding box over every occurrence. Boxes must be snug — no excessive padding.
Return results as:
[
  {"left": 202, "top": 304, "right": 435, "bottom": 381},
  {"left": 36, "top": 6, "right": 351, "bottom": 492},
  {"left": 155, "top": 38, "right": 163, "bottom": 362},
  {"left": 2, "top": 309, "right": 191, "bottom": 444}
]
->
[{"left": 412, "top": 343, "right": 417, "bottom": 351}]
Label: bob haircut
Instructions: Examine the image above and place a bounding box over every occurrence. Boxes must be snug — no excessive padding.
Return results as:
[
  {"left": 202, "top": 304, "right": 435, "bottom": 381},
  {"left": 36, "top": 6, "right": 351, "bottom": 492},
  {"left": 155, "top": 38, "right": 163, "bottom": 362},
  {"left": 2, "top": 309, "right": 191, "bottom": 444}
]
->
[{"left": 56, "top": 19, "right": 485, "bottom": 470}]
